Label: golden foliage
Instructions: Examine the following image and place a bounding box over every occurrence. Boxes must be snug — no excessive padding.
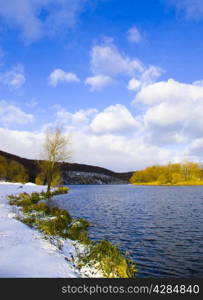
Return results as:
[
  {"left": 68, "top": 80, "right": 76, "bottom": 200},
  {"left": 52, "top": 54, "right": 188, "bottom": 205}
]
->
[
  {"left": 38, "top": 127, "right": 71, "bottom": 191},
  {"left": 130, "top": 162, "right": 203, "bottom": 185},
  {"left": 0, "top": 155, "right": 28, "bottom": 183}
]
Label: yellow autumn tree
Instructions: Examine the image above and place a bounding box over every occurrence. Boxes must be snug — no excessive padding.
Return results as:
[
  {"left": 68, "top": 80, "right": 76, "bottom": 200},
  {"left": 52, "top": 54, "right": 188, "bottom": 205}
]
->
[{"left": 38, "top": 127, "right": 71, "bottom": 192}]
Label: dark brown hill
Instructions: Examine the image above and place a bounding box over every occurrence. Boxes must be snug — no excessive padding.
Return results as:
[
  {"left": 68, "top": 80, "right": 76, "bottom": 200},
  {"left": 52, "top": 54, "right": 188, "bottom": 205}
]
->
[{"left": 0, "top": 150, "right": 133, "bottom": 184}]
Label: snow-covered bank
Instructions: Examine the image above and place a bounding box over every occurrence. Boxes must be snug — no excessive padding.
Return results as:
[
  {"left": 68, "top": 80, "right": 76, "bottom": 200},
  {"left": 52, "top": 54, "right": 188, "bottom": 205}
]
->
[
  {"left": 0, "top": 182, "right": 135, "bottom": 278},
  {"left": 0, "top": 182, "right": 81, "bottom": 278}
]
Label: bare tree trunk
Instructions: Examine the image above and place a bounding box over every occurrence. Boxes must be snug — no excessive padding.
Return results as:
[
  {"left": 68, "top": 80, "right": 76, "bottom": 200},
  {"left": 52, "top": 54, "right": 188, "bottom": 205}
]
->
[
  {"left": 47, "top": 172, "right": 52, "bottom": 193},
  {"left": 47, "top": 182, "right": 51, "bottom": 193}
]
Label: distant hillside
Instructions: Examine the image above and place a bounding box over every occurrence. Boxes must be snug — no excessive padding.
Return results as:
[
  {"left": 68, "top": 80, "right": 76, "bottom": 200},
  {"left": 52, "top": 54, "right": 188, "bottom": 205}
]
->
[{"left": 0, "top": 150, "right": 133, "bottom": 184}]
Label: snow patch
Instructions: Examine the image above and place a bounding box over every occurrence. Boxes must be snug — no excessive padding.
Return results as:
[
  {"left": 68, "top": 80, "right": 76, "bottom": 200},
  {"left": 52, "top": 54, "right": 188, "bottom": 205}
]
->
[
  {"left": 0, "top": 182, "right": 79, "bottom": 277},
  {"left": 0, "top": 182, "right": 105, "bottom": 278}
]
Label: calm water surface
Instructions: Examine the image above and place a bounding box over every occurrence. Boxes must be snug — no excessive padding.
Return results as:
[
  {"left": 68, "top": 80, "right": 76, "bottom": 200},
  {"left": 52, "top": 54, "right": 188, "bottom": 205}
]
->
[{"left": 50, "top": 185, "right": 203, "bottom": 277}]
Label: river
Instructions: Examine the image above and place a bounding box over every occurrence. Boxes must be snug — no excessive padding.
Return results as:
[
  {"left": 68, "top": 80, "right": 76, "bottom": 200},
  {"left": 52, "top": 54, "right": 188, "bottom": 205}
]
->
[{"left": 49, "top": 184, "right": 203, "bottom": 277}]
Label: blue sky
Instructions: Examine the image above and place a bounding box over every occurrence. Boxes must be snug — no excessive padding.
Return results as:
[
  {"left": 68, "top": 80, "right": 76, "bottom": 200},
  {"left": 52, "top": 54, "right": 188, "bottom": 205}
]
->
[{"left": 1, "top": 0, "right": 203, "bottom": 171}]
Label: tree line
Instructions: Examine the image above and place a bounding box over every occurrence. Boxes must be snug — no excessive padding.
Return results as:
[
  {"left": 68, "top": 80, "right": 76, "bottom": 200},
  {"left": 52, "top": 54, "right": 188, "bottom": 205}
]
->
[
  {"left": 0, "top": 128, "right": 71, "bottom": 193},
  {"left": 130, "top": 162, "right": 203, "bottom": 185},
  {"left": 0, "top": 156, "right": 28, "bottom": 183}
]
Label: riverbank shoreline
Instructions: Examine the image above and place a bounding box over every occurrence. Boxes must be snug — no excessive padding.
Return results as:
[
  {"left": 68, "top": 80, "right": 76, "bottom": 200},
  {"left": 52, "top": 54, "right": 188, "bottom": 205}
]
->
[
  {"left": 0, "top": 182, "right": 106, "bottom": 278},
  {"left": 131, "top": 182, "right": 203, "bottom": 186},
  {"left": 0, "top": 182, "right": 81, "bottom": 277},
  {"left": 0, "top": 181, "right": 136, "bottom": 278}
]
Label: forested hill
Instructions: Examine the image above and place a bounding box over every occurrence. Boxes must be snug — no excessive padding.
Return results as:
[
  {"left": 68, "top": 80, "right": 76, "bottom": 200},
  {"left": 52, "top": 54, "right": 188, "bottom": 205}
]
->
[{"left": 0, "top": 150, "right": 133, "bottom": 184}]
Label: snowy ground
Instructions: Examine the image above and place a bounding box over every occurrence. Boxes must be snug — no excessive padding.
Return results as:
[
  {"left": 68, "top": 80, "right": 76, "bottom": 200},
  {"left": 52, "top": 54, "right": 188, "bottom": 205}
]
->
[{"left": 0, "top": 182, "right": 82, "bottom": 278}]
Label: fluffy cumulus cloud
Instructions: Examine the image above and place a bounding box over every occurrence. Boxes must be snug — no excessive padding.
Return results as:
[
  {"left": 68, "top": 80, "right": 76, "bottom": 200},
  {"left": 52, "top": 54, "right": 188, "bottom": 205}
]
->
[
  {"left": 0, "top": 100, "right": 34, "bottom": 126},
  {"left": 186, "top": 138, "right": 203, "bottom": 159},
  {"left": 0, "top": 0, "right": 89, "bottom": 42},
  {"left": 0, "top": 128, "right": 42, "bottom": 159},
  {"left": 128, "top": 65, "right": 164, "bottom": 91},
  {"left": 2, "top": 82, "right": 203, "bottom": 171},
  {"left": 135, "top": 78, "right": 203, "bottom": 105},
  {"left": 141, "top": 65, "right": 164, "bottom": 85},
  {"left": 55, "top": 104, "right": 140, "bottom": 135},
  {"left": 128, "top": 78, "right": 142, "bottom": 91},
  {"left": 89, "top": 41, "right": 163, "bottom": 91},
  {"left": 0, "top": 126, "right": 174, "bottom": 172},
  {"left": 193, "top": 79, "right": 203, "bottom": 86},
  {"left": 49, "top": 69, "right": 80, "bottom": 86},
  {"left": 56, "top": 108, "right": 98, "bottom": 128},
  {"left": 85, "top": 74, "right": 114, "bottom": 91},
  {"left": 0, "top": 65, "right": 25, "bottom": 88},
  {"left": 90, "top": 44, "right": 144, "bottom": 76},
  {"left": 127, "top": 26, "right": 141, "bottom": 43},
  {"left": 168, "top": 0, "right": 203, "bottom": 20},
  {"left": 2, "top": 73, "right": 203, "bottom": 170},
  {"left": 132, "top": 78, "right": 203, "bottom": 146},
  {"left": 70, "top": 131, "right": 173, "bottom": 171},
  {"left": 90, "top": 104, "right": 140, "bottom": 134}
]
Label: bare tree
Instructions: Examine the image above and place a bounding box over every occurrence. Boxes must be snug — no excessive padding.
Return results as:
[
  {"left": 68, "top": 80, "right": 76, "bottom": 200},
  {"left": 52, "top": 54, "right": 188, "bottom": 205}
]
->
[{"left": 38, "top": 127, "right": 71, "bottom": 192}]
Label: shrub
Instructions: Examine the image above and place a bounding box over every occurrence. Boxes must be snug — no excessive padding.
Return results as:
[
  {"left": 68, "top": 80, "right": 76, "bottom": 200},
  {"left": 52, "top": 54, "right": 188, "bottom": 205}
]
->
[
  {"left": 81, "top": 240, "right": 137, "bottom": 278},
  {"left": 8, "top": 194, "right": 19, "bottom": 206},
  {"left": 35, "top": 173, "right": 45, "bottom": 185},
  {"left": 37, "top": 216, "right": 70, "bottom": 237},
  {"left": 51, "top": 170, "right": 62, "bottom": 187},
  {"left": 22, "top": 202, "right": 51, "bottom": 214},
  {"left": 7, "top": 188, "right": 137, "bottom": 278},
  {"left": 67, "top": 219, "right": 90, "bottom": 244},
  {"left": 34, "top": 202, "right": 50, "bottom": 214},
  {"left": 130, "top": 162, "right": 202, "bottom": 185},
  {"left": 68, "top": 224, "right": 90, "bottom": 244},
  {"left": 0, "top": 156, "right": 8, "bottom": 180},
  {"left": 77, "top": 218, "right": 90, "bottom": 229},
  {"left": 52, "top": 186, "right": 69, "bottom": 195},
  {"left": 7, "top": 160, "right": 28, "bottom": 183},
  {"left": 51, "top": 207, "right": 72, "bottom": 223},
  {"left": 20, "top": 216, "right": 36, "bottom": 227},
  {"left": 30, "top": 192, "right": 41, "bottom": 204},
  {"left": 22, "top": 204, "right": 34, "bottom": 213},
  {"left": 40, "top": 191, "right": 52, "bottom": 198},
  {"left": 9, "top": 193, "right": 32, "bottom": 207}
]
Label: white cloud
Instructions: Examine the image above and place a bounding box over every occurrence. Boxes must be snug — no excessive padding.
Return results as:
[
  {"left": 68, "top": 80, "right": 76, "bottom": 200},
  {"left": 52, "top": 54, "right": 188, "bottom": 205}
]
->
[
  {"left": 193, "top": 79, "right": 203, "bottom": 86},
  {"left": 0, "top": 0, "right": 89, "bottom": 42},
  {"left": 2, "top": 76, "right": 203, "bottom": 171},
  {"left": 90, "top": 104, "right": 140, "bottom": 134},
  {"left": 141, "top": 65, "right": 164, "bottom": 85},
  {"left": 128, "top": 78, "right": 141, "bottom": 91},
  {"left": 55, "top": 104, "right": 140, "bottom": 135},
  {"left": 0, "top": 64, "right": 25, "bottom": 88},
  {"left": 49, "top": 69, "right": 80, "bottom": 86},
  {"left": 0, "top": 128, "right": 42, "bottom": 159},
  {"left": 132, "top": 78, "right": 203, "bottom": 145},
  {"left": 144, "top": 101, "right": 188, "bottom": 128},
  {"left": 56, "top": 108, "right": 98, "bottom": 126},
  {"left": 90, "top": 44, "right": 144, "bottom": 76},
  {"left": 2, "top": 93, "right": 203, "bottom": 171},
  {"left": 70, "top": 131, "right": 174, "bottom": 171},
  {"left": 0, "top": 126, "right": 174, "bottom": 171},
  {"left": 135, "top": 78, "right": 203, "bottom": 105},
  {"left": 186, "top": 138, "right": 203, "bottom": 158},
  {"left": 127, "top": 26, "right": 141, "bottom": 43},
  {"left": 85, "top": 74, "right": 114, "bottom": 91},
  {"left": 128, "top": 65, "right": 164, "bottom": 91},
  {"left": 168, "top": 0, "right": 203, "bottom": 20},
  {"left": 89, "top": 41, "right": 164, "bottom": 92},
  {"left": 0, "top": 100, "right": 34, "bottom": 126}
]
